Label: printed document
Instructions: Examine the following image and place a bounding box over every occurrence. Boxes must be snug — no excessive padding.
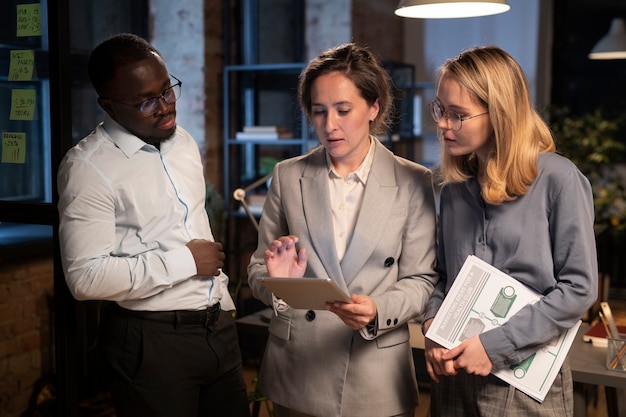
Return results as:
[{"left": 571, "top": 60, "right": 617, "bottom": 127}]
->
[{"left": 425, "top": 255, "right": 580, "bottom": 402}]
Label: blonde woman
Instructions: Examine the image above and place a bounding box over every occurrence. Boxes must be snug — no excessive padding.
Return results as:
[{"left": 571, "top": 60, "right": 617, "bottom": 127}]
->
[{"left": 422, "top": 46, "right": 597, "bottom": 416}]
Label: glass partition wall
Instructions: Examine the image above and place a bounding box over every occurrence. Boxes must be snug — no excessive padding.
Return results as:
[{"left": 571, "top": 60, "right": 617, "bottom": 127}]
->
[
  {"left": 0, "top": 1, "right": 72, "bottom": 417},
  {"left": 0, "top": 0, "right": 55, "bottom": 231},
  {"left": 0, "top": 1, "right": 147, "bottom": 416}
]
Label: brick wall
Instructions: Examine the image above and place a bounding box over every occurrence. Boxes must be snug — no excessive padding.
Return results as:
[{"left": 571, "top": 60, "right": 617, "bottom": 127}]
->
[
  {"left": 352, "top": 0, "right": 404, "bottom": 62},
  {"left": 0, "top": 249, "right": 54, "bottom": 417},
  {"left": 305, "top": 0, "right": 403, "bottom": 62},
  {"left": 203, "top": 0, "right": 225, "bottom": 194}
]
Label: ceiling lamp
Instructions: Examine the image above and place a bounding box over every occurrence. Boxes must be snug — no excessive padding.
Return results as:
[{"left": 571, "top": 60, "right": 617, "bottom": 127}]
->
[
  {"left": 394, "top": 0, "right": 510, "bottom": 19},
  {"left": 589, "top": 18, "right": 626, "bottom": 60}
]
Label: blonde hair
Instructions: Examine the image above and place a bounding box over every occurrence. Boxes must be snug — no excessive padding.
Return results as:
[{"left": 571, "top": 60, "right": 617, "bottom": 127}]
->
[{"left": 435, "top": 46, "right": 555, "bottom": 204}]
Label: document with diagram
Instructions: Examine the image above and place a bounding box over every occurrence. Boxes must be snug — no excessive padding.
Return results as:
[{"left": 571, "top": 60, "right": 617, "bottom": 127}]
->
[{"left": 425, "top": 255, "right": 580, "bottom": 402}]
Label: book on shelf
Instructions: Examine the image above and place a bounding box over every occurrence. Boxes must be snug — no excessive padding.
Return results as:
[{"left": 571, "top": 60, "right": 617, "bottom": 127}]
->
[
  {"left": 583, "top": 320, "right": 626, "bottom": 347},
  {"left": 235, "top": 131, "right": 294, "bottom": 140},
  {"left": 243, "top": 125, "right": 290, "bottom": 133}
]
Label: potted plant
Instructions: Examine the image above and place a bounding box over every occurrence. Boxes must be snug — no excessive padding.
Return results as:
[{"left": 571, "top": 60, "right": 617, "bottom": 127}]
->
[
  {"left": 550, "top": 106, "right": 626, "bottom": 291},
  {"left": 550, "top": 107, "right": 626, "bottom": 235}
]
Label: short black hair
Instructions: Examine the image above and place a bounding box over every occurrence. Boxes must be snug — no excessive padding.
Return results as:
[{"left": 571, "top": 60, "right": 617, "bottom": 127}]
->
[{"left": 88, "top": 33, "right": 162, "bottom": 96}]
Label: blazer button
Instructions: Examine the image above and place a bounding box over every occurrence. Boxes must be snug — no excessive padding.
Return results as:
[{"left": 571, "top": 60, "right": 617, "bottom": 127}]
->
[
  {"left": 384, "top": 257, "right": 394, "bottom": 267},
  {"left": 305, "top": 310, "right": 316, "bottom": 321}
]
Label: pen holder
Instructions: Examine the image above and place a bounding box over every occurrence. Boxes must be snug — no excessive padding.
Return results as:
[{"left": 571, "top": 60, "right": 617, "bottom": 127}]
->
[{"left": 606, "top": 333, "right": 626, "bottom": 372}]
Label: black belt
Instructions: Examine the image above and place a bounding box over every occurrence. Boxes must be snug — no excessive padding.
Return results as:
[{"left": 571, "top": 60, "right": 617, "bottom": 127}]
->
[{"left": 112, "top": 303, "right": 221, "bottom": 328}]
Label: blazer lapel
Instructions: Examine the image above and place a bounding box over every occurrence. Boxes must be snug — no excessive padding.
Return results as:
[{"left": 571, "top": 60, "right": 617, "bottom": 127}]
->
[
  {"left": 301, "top": 150, "right": 345, "bottom": 284},
  {"left": 341, "top": 141, "right": 398, "bottom": 284}
]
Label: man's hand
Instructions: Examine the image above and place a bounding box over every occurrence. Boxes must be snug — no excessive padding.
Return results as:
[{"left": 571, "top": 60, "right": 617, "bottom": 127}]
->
[
  {"left": 264, "top": 235, "right": 307, "bottom": 278},
  {"left": 186, "top": 239, "right": 225, "bottom": 276}
]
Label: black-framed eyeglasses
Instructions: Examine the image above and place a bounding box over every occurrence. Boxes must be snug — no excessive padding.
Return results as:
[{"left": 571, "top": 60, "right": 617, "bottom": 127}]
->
[
  {"left": 429, "top": 99, "right": 488, "bottom": 132},
  {"left": 101, "top": 75, "right": 182, "bottom": 117}
]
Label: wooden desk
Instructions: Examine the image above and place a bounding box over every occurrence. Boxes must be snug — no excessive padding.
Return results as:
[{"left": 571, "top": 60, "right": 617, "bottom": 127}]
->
[{"left": 570, "top": 325, "right": 626, "bottom": 417}]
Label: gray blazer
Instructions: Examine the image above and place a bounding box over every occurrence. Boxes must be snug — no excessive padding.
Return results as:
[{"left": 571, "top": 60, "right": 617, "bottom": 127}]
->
[{"left": 248, "top": 138, "right": 438, "bottom": 417}]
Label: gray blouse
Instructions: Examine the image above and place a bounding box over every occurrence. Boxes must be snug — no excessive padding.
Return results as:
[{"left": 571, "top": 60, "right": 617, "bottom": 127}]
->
[{"left": 424, "top": 152, "right": 598, "bottom": 369}]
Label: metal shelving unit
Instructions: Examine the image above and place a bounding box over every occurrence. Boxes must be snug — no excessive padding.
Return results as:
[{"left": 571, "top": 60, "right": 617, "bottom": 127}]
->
[
  {"left": 222, "top": 62, "right": 313, "bottom": 209},
  {"left": 222, "top": 62, "right": 316, "bottom": 313}
]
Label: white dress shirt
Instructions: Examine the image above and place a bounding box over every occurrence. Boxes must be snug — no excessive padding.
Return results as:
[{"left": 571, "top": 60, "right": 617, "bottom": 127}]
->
[
  {"left": 271, "top": 139, "right": 376, "bottom": 317},
  {"left": 57, "top": 116, "right": 234, "bottom": 312},
  {"left": 327, "top": 138, "right": 375, "bottom": 261}
]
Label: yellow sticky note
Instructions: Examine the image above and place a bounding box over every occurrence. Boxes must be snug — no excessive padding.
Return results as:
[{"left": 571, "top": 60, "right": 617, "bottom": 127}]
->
[
  {"left": 8, "top": 50, "right": 35, "bottom": 81},
  {"left": 16, "top": 4, "right": 42, "bottom": 37},
  {"left": 2, "top": 132, "right": 27, "bottom": 164},
  {"left": 10, "top": 89, "right": 36, "bottom": 121}
]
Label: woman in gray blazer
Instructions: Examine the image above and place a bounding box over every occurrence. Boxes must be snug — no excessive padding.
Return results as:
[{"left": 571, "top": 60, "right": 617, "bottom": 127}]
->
[{"left": 247, "top": 43, "right": 439, "bottom": 417}]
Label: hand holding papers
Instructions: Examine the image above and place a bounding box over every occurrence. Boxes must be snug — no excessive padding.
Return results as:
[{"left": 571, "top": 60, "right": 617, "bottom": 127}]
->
[{"left": 425, "top": 255, "right": 580, "bottom": 402}]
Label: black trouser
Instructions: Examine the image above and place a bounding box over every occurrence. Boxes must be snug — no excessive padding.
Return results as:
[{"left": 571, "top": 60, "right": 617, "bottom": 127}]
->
[{"left": 98, "top": 303, "right": 250, "bottom": 417}]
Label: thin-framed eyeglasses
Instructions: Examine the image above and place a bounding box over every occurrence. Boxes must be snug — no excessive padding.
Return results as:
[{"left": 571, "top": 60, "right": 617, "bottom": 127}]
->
[
  {"left": 100, "top": 75, "right": 182, "bottom": 117},
  {"left": 429, "top": 99, "right": 488, "bottom": 132}
]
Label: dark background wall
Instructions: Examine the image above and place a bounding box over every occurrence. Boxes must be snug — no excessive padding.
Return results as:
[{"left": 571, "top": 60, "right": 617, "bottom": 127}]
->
[{"left": 552, "top": 0, "right": 626, "bottom": 120}]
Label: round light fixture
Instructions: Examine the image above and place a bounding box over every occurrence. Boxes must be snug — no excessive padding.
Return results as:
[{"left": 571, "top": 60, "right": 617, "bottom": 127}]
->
[{"left": 395, "top": 0, "right": 511, "bottom": 19}]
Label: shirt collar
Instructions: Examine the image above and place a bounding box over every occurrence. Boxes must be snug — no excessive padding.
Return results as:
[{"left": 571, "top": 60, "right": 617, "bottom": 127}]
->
[
  {"left": 102, "top": 116, "right": 161, "bottom": 158},
  {"left": 326, "top": 136, "right": 376, "bottom": 183}
]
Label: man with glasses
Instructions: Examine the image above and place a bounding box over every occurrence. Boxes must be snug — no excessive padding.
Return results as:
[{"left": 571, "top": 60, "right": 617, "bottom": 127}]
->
[{"left": 57, "top": 33, "right": 250, "bottom": 417}]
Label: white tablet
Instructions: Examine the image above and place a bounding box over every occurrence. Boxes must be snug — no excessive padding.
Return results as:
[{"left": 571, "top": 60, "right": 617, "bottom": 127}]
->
[{"left": 258, "top": 277, "right": 351, "bottom": 310}]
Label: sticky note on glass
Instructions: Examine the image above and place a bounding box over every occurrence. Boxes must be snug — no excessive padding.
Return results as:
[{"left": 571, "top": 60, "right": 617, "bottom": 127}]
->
[
  {"left": 16, "top": 4, "right": 42, "bottom": 37},
  {"left": 2, "top": 132, "right": 27, "bottom": 164},
  {"left": 9, "top": 50, "right": 35, "bottom": 81},
  {"left": 10, "top": 89, "right": 36, "bottom": 120}
]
